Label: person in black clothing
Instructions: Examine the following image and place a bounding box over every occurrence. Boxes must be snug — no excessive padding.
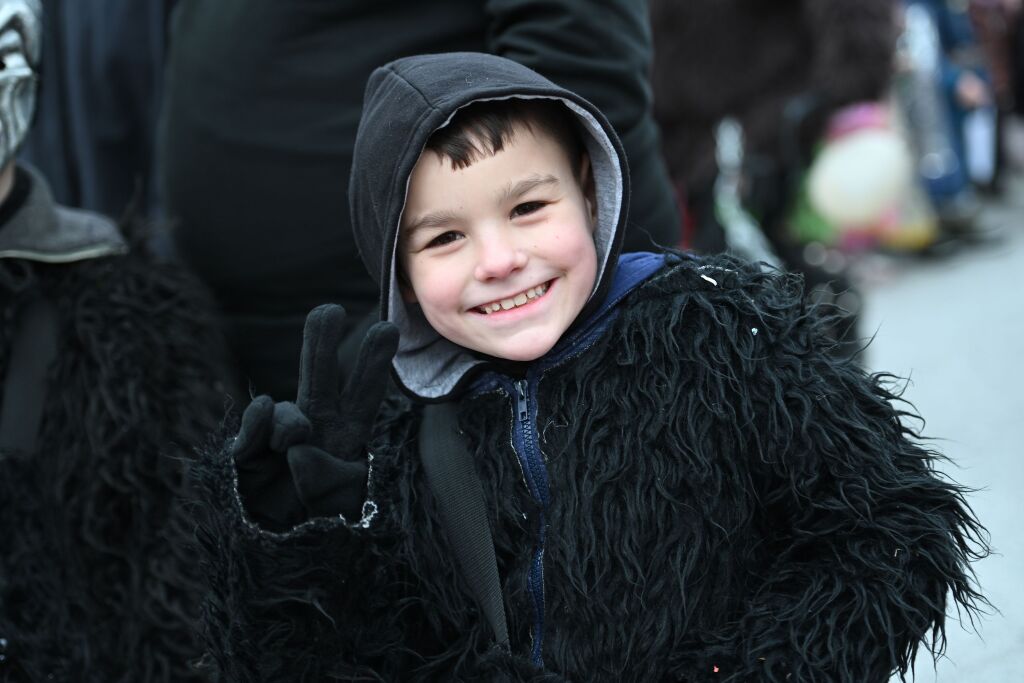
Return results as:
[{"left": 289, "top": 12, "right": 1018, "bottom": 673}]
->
[
  {"left": 158, "top": 0, "right": 680, "bottom": 401},
  {"left": 19, "top": 0, "right": 174, "bottom": 219},
  {"left": 650, "top": 0, "right": 896, "bottom": 358},
  {"left": 650, "top": 0, "right": 895, "bottom": 254},
  {"left": 0, "top": 2, "right": 229, "bottom": 678}
]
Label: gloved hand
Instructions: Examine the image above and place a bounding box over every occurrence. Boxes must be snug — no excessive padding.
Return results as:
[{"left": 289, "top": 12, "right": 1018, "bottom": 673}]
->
[{"left": 232, "top": 304, "right": 399, "bottom": 530}]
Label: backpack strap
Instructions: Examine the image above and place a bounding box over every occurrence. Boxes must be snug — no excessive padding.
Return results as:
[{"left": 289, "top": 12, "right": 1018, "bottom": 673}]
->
[
  {"left": 419, "top": 402, "right": 510, "bottom": 649},
  {"left": 0, "top": 295, "right": 59, "bottom": 452}
]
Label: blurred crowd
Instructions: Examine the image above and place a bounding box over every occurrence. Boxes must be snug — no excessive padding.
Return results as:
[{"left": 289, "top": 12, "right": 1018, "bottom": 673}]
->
[
  {"left": 0, "top": 0, "right": 1014, "bottom": 679},
  {"left": 655, "top": 0, "right": 1024, "bottom": 259},
  {"left": 652, "top": 0, "right": 1023, "bottom": 355}
]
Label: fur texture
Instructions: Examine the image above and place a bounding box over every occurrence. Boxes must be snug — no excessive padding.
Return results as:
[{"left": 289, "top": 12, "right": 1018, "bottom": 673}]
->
[
  {"left": 0, "top": 232, "right": 230, "bottom": 682},
  {"left": 192, "top": 254, "right": 986, "bottom": 681}
]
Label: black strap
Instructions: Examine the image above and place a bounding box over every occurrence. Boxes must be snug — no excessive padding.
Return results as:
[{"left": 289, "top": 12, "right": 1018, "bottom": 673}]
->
[
  {"left": 0, "top": 296, "right": 59, "bottom": 452},
  {"left": 419, "top": 402, "right": 510, "bottom": 648}
]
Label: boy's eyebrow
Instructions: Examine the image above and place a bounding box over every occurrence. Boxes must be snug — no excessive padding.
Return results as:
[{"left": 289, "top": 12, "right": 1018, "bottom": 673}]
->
[
  {"left": 498, "top": 174, "right": 560, "bottom": 203},
  {"left": 402, "top": 209, "right": 462, "bottom": 239}
]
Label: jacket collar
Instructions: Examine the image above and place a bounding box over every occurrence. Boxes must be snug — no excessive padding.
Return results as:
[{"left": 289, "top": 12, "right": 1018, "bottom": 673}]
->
[{"left": 0, "top": 164, "right": 127, "bottom": 264}]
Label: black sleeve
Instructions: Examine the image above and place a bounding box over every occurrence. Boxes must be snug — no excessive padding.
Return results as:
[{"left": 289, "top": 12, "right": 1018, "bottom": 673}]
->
[
  {"left": 485, "top": 0, "right": 681, "bottom": 250},
  {"left": 191, "top": 427, "right": 570, "bottom": 682},
  {"left": 631, "top": 258, "right": 988, "bottom": 680},
  {"left": 677, "top": 260, "right": 987, "bottom": 681},
  {"left": 190, "top": 437, "right": 413, "bottom": 681},
  {"left": 738, "top": 374, "right": 985, "bottom": 678}
]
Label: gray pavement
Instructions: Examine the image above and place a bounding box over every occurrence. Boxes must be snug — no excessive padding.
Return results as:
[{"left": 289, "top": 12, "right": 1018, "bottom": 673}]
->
[{"left": 860, "top": 182, "right": 1024, "bottom": 682}]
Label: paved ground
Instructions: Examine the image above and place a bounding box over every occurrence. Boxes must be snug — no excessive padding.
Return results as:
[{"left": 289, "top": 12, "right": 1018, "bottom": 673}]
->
[{"left": 859, "top": 182, "right": 1024, "bottom": 682}]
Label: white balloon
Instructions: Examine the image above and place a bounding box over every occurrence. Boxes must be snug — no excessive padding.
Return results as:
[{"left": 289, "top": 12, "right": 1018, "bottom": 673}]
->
[{"left": 807, "top": 129, "right": 914, "bottom": 227}]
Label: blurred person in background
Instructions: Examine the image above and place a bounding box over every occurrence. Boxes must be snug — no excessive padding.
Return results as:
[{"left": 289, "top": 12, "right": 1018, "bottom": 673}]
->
[
  {"left": 1013, "top": 0, "right": 1024, "bottom": 124},
  {"left": 968, "top": 0, "right": 1022, "bottom": 188},
  {"left": 649, "top": 0, "right": 896, "bottom": 357},
  {"left": 17, "top": 0, "right": 175, "bottom": 220},
  {"left": 897, "top": 0, "right": 997, "bottom": 239},
  {"left": 158, "top": 0, "right": 680, "bottom": 402},
  {"left": 0, "top": 1, "right": 229, "bottom": 679}
]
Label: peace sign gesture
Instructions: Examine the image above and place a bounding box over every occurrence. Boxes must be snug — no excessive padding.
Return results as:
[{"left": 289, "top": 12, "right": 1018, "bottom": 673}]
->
[
  {"left": 232, "top": 304, "right": 399, "bottom": 529},
  {"left": 295, "top": 304, "right": 399, "bottom": 458}
]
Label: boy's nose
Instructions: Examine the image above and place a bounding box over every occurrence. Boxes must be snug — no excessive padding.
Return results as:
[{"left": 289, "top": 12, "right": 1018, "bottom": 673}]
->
[{"left": 473, "top": 232, "right": 528, "bottom": 281}]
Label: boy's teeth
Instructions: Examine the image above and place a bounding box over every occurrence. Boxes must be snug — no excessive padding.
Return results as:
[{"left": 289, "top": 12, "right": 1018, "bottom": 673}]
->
[{"left": 479, "top": 282, "right": 550, "bottom": 314}]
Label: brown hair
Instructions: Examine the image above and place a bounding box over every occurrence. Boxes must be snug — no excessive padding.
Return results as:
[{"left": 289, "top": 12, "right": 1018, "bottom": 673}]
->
[{"left": 425, "top": 98, "right": 586, "bottom": 176}]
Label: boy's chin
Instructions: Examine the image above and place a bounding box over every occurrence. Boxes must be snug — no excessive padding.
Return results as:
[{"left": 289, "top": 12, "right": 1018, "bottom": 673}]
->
[
  {"left": 492, "top": 348, "right": 550, "bottom": 363},
  {"left": 472, "top": 336, "right": 560, "bottom": 363}
]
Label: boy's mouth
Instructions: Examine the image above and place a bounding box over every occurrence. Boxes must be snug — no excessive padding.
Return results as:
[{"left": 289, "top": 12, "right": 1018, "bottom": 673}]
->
[{"left": 474, "top": 280, "right": 552, "bottom": 315}]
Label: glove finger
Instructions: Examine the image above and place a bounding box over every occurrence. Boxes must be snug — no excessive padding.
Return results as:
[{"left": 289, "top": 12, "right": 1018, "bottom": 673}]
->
[
  {"left": 338, "top": 321, "right": 400, "bottom": 437},
  {"left": 296, "top": 304, "right": 347, "bottom": 418},
  {"left": 231, "top": 395, "right": 275, "bottom": 467},
  {"left": 287, "top": 444, "right": 369, "bottom": 520},
  {"left": 270, "top": 401, "right": 312, "bottom": 452}
]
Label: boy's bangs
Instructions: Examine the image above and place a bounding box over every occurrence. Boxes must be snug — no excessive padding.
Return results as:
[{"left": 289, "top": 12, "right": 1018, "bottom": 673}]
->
[{"left": 425, "top": 99, "right": 586, "bottom": 172}]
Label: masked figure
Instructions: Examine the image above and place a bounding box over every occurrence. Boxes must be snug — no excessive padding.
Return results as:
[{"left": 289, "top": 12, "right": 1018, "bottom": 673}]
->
[
  {"left": 0, "top": 2, "right": 229, "bottom": 680},
  {"left": 0, "top": 0, "right": 36, "bottom": 169}
]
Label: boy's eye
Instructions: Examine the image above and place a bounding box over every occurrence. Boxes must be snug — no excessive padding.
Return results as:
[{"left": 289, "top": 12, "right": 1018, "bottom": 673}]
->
[
  {"left": 426, "top": 231, "right": 464, "bottom": 248},
  {"left": 510, "top": 201, "right": 547, "bottom": 218}
]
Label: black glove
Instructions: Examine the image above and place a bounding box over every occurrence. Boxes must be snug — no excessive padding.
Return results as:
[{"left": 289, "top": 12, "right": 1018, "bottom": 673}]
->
[{"left": 232, "top": 304, "right": 399, "bottom": 529}]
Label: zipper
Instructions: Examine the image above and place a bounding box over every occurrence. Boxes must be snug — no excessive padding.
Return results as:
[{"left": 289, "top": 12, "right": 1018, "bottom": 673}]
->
[
  {"left": 515, "top": 380, "right": 529, "bottom": 422},
  {"left": 511, "top": 378, "right": 548, "bottom": 667}
]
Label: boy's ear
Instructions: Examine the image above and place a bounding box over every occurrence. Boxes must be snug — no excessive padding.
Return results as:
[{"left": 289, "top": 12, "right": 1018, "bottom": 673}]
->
[{"left": 579, "top": 155, "right": 597, "bottom": 226}]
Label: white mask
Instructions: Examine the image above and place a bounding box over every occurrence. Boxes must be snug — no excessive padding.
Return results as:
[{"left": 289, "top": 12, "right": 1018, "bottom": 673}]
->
[{"left": 0, "top": 0, "right": 40, "bottom": 168}]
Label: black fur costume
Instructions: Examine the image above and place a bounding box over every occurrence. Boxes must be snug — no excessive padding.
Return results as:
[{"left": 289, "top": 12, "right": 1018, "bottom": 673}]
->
[
  {"left": 191, "top": 53, "right": 986, "bottom": 681},
  {"left": 194, "top": 255, "right": 986, "bottom": 681},
  {"left": 0, "top": 167, "right": 229, "bottom": 681}
]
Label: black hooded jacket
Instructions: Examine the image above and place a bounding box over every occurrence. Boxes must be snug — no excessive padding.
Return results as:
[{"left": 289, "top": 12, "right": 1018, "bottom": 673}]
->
[{"left": 192, "top": 54, "right": 986, "bottom": 681}]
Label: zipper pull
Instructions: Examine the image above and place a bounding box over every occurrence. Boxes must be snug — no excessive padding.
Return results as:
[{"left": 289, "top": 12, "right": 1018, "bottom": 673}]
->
[{"left": 515, "top": 379, "right": 528, "bottom": 422}]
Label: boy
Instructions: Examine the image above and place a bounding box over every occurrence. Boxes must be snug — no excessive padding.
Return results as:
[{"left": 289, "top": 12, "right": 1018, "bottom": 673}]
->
[{"left": 193, "top": 53, "right": 986, "bottom": 681}]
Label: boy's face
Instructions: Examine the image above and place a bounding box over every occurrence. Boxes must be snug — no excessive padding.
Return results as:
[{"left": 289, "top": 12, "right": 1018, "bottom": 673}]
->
[{"left": 399, "top": 124, "right": 598, "bottom": 362}]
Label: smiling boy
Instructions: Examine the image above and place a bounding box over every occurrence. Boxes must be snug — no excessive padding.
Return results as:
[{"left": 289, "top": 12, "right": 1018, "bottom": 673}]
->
[
  {"left": 194, "top": 53, "right": 986, "bottom": 681},
  {"left": 399, "top": 99, "right": 598, "bottom": 362}
]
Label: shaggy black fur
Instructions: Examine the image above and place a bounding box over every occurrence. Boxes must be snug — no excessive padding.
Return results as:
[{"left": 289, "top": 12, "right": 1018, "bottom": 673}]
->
[
  {"left": 192, "top": 255, "right": 986, "bottom": 681},
  {"left": 0, "top": 230, "right": 230, "bottom": 681}
]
